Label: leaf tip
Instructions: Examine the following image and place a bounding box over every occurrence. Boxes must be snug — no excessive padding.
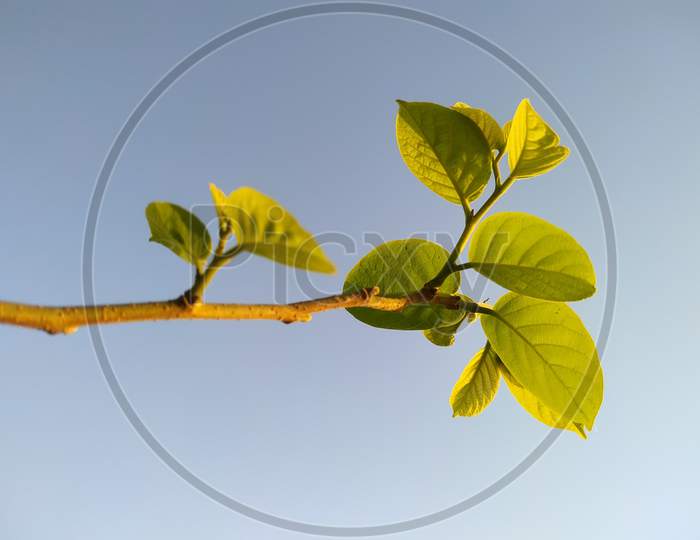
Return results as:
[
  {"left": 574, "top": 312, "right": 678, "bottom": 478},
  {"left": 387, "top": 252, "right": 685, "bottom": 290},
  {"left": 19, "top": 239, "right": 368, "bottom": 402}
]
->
[{"left": 573, "top": 423, "right": 588, "bottom": 439}]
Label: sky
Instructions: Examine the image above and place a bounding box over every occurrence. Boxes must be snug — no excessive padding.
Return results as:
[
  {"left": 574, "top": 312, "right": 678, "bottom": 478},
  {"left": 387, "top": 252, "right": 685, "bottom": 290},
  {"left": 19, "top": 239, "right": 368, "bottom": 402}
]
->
[{"left": 1, "top": 1, "right": 699, "bottom": 539}]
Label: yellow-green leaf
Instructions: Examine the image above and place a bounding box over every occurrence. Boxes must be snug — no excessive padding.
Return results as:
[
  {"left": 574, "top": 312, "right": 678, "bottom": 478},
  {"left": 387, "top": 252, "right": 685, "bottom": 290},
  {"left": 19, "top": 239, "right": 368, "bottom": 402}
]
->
[
  {"left": 506, "top": 99, "right": 569, "bottom": 179},
  {"left": 468, "top": 212, "right": 596, "bottom": 301},
  {"left": 145, "top": 201, "right": 211, "bottom": 272},
  {"left": 452, "top": 102, "right": 505, "bottom": 152},
  {"left": 450, "top": 344, "right": 500, "bottom": 417},
  {"left": 209, "top": 184, "right": 335, "bottom": 274},
  {"left": 481, "top": 293, "right": 603, "bottom": 430},
  {"left": 503, "top": 120, "right": 511, "bottom": 142},
  {"left": 499, "top": 360, "right": 587, "bottom": 438},
  {"left": 396, "top": 101, "right": 492, "bottom": 205},
  {"left": 343, "top": 239, "right": 462, "bottom": 330}
]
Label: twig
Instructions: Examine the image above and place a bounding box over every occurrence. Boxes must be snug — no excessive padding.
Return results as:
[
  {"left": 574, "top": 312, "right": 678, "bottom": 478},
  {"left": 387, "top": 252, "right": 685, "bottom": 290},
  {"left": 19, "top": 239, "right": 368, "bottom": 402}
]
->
[{"left": 0, "top": 287, "right": 471, "bottom": 335}]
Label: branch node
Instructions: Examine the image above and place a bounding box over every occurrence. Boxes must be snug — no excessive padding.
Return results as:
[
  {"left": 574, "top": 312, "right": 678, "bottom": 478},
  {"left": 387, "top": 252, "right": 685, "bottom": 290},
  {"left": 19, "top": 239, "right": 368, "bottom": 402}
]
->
[{"left": 362, "top": 286, "right": 380, "bottom": 300}]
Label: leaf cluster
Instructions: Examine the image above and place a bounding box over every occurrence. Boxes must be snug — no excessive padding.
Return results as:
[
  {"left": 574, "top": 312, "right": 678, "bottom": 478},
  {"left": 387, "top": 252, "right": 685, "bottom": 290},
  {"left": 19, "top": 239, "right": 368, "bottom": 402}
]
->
[
  {"left": 345, "top": 98, "right": 602, "bottom": 438},
  {"left": 144, "top": 98, "right": 603, "bottom": 438}
]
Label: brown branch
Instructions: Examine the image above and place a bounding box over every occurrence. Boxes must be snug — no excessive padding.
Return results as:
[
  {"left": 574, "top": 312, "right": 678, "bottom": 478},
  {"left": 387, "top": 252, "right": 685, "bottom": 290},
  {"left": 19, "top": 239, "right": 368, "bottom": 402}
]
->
[{"left": 0, "top": 287, "right": 466, "bottom": 335}]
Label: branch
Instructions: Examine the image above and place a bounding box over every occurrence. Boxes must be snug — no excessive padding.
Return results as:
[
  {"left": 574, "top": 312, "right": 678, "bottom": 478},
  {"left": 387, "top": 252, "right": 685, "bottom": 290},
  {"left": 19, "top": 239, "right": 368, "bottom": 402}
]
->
[{"left": 0, "top": 287, "right": 467, "bottom": 335}]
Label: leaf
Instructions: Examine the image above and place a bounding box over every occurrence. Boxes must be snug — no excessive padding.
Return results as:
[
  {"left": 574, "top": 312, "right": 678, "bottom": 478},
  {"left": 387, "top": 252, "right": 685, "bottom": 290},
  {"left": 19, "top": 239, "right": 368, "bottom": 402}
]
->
[
  {"left": 209, "top": 184, "right": 335, "bottom": 274},
  {"left": 396, "top": 101, "right": 492, "bottom": 205},
  {"left": 498, "top": 360, "right": 587, "bottom": 438},
  {"left": 481, "top": 292, "right": 603, "bottom": 430},
  {"left": 503, "top": 120, "right": 511, "bottom": 142},
  {"left": 423, "top": 293, "right": 477, "bottom": 346},
  {"left": 506, "top": 99, "right": 569, "bottom": 179},
  {"left": 450, "top": 344, "right": 500, "bottom": 417},
  {"left": 467, "top": 212, "right": 596, "bottom": 301},
  {"left": 452, "top": 102, "right": 505, "bottom": 152},
  {"left": 145, "top": 201, "right": 211, "bottom": 271},
  {"left": 423, "top": 313, "right": 466, "bottom": 347},
  {"left": 343, "top": 239, "right": 462, "bottom": 330}
]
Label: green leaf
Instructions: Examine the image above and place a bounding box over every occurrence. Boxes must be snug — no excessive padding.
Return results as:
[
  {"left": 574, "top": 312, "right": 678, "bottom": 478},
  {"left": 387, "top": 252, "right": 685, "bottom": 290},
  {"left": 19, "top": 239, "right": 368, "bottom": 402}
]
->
[
  {"left": 424, "top": 313, "right": 466, "bottom": 347},
  {"left": 452, "top": 102, "right": 505, "bottom": 152},
  {"left": 343, "top": 239, "right": 462, "bottom": 330},
  {"left": 498, "top": 359, "right": 587, "bottom": 438},
  {"left": 145, "top": 201, "right": 211, "bottom": 272},
  {"left": 481, "top": 293, "right": 603, "bottom": 430},
  {"left": 450, "top": 343, "right": 500, "bottom": 417},
  {"left": 467, "top": 212, "right": 596, "bottom": 301},
  {"left": 503, "top": 120, "right": 511, "bottom": 142},
  {"left": 423, "top": 293, "right": 477, "bottom": 346},
  {"left": 396, "top": 101, "right": 492, "bottom": 205},
  {"left": 506, "top": 99, "right": 569, "bottom": 179},
  {"left": 209, "top": 184, "right": 335, "bottom": 274}
]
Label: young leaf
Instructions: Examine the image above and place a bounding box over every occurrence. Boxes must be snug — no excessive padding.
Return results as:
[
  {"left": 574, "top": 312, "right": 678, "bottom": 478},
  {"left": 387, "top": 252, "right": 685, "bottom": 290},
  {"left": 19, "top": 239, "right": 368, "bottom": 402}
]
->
[
  {"left": 498, "top": 360, "right": 587, "bottom": 438},
  {"left": 396, "top": 101, "right": 492, "bottom": 206},
  {"left": 145, "top": 202, "right": 211, "bottom": 272},
  {"left": 423, "top": 293, "right": 476, "bottom": 346},
  {"left": 481, "top": 292, "right": 603, "bottom": 430},
  {"left": 452, "top": 102, "right": 505, "bottom": 152},
  {"left": 424, "top": 313, "right": 466, "bottom": 347},
  {"left": 506, "top": 99, "right": 569, "bottom": 179},
  {"left": 209, "top": 184, "right": 335, "bottom": 274},
  {"left": 450, "top": 343, "right": 500, "bottom": 417},
  {"left": 343, "top": 239, "right": 462, "bottom": 330},
  {"left": 467, "top": 212, "right": 596, "bottom": 301}
]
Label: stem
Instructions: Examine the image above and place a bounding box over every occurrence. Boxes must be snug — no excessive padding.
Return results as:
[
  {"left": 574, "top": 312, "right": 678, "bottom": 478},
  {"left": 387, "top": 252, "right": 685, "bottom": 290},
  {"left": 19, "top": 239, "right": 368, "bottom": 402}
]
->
[
  {"left": 425, "top": 158, "right": 515, "bottom": 289},
  {"left": 473, "top": 174, "right": 516, "bottom": 222},
  {"left": 424, "top": 211, "right": 474, "bottom": 289},
  {"left": 492, "top": 149, "right": 504, "bottom": 188},
  {"left": 0, "top": 288, "right": 473, "bottom": 335},
  {"left": 183, "top": 227, "right": 238, "bottom": 304},
  {"left": 452, "top": 262, "right": 474, "bottom": 272}
]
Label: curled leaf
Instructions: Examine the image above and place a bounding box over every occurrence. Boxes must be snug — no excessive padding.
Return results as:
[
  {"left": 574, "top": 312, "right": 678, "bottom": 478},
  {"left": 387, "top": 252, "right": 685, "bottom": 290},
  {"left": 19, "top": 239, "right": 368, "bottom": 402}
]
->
[{"left": 506, "top": 99, "right": 569, "bottom": 179}]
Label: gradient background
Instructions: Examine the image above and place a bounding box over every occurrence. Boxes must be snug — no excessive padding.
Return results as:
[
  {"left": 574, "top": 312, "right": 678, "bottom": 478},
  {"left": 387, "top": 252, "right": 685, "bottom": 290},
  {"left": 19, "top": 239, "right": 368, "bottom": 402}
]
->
[{"left": 1, "top": 1, "right": 698, "bottom": 538}]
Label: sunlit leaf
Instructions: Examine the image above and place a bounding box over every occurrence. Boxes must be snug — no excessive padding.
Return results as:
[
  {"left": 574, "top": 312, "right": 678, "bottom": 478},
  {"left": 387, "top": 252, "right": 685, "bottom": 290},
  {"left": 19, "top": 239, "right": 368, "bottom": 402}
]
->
[
  {"left": 506, "top": 99, "right": 569, "bottom": 179},
  {"left": 452, "top": 102, "right": 505, "bottom": 152},
  {"left": 481, "top": 293, "right": 603, "bottom": 430},
  {"left": 209, "top": 184, "right": 335, "bottom": 274},
  {"left": 396, "top": 101, "right": 492, "bottom": 205},
  {"left": 468, "top": 212, "right": 596, "bottom": 301},
  {"left": 450, "top": 344, "right": 500, "bottom": 417},
  {"left": 145, "top": 201, "right": 211, "bottom": 272},
  {"left": 499, "top": 359, "right": 587, "bottom": 438},
  {"left": 344, "top": 239, "right": 462, "bottom": 330}
]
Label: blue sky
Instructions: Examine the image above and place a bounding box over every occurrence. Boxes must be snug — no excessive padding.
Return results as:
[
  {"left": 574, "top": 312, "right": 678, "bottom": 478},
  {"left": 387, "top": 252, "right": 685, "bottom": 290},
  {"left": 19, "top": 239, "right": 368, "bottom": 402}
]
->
[{"left": 1, "top": 1, "right": 699, "bottom": 539}]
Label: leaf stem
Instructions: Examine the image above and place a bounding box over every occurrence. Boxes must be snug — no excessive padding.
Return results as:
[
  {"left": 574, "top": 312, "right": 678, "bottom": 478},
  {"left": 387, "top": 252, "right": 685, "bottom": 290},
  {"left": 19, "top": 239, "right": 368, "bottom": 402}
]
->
[
  {"left": 492, "top": 149, "right": 505, "bottom": 187},
  {"left": 184, "top": 245, "right": 242, "bottom": 305},
  {"left": 452, "top": 262, "right": 474, "bottom": 272},
  {"left": 425, "top": 158, "right": 515, "bottom": 289},
  {"left": 183, "top": 227, "right": 239, "bottom": 305}
]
